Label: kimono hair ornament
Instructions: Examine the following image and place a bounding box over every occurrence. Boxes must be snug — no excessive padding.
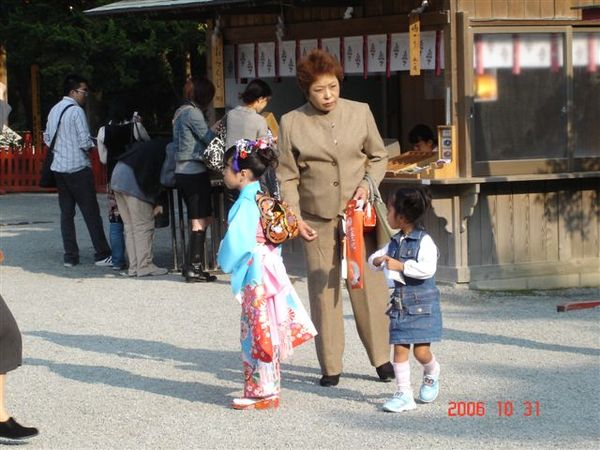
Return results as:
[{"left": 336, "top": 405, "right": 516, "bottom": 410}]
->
[{"left": 231, "top": 137, "right": 275, "bottom": 172}]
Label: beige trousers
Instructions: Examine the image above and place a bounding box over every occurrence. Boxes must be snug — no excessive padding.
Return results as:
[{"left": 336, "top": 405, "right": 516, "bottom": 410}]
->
[
  {"left": 114, "top": 192, "right": 155, "bottom": 276},
  {"left": 303, "top": 214, "right": 391, "bottom": 376}
]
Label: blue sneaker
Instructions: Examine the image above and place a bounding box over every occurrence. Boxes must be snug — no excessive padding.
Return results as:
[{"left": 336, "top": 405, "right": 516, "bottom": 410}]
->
[
  {"left": 382, "top": 391, "right": 417, "bottom": 413},
  {"left": 419, "top": 374, "right": 440, "bottom": 403}
]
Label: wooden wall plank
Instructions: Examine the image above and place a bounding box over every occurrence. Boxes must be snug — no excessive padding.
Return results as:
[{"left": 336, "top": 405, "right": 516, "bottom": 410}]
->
[
  {"left": 481, "top": 190, "right": 497, "bottom": 265},
  {"left": 554, "top": 0, "right": 578, "bottom": 18},
  {"left": 581, "top": 190, "right": 598, "bottom": 258},
  {"left": 513, "top": 191, "right": 530, "bottom": 263},
  {"left": 475, "top": 0, "right": 493, "bottom": 18},
  {"left": 507, "top": 0, "right": 525, "bottom": 18},
  {"left": 545, "top": 189, "right": 560, "bottom": 261},
  {"left": 468, "top": 193, "right": 482, "bottom": 266},
  {"left": 539, "top": 0, "right": 555, "bottom": 18},
  {"left": 558, "top": 190, "right": 573, "bottom": 262},
  {"left": 529, "top": 191, "right": 546, "bottom": 261},
  {"left": 524, "top": 0, "right": 541, "bottom": 18},
  {"left": 495, "top": 189, "right": 515, "bottom": 264},
  {"left": 492, "top": 0, "right": 509, "bottom": 18},
  {"left": 458, "top": 0, "right": 476, "bottom": 15}
]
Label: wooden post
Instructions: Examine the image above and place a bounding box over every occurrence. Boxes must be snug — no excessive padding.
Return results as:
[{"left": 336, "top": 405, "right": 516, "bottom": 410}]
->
[
  {"left": 211, "top": 32, "right": 225, "bottom": 108},
  {"left": 30, "top": 64, "right": 42, "bottom": 151}
]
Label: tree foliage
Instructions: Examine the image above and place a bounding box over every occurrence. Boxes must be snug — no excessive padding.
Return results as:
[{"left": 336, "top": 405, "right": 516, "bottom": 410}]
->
[{"left": 0, "top": 0, "right": 207, "bottom": 132}]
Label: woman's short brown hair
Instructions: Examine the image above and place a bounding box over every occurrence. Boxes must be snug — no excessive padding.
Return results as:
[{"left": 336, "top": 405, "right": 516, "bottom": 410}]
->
[
  {"left": 296, "top": 49, "right": 344, "bottom": 95},
  {"left": 183, "top": 76, "right": 215, "bottom": 108}
]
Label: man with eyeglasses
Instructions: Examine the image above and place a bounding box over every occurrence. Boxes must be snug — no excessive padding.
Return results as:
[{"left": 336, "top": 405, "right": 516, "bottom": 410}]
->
[{"left": 43, "top": 74, "right": 111, "bottom": 268}]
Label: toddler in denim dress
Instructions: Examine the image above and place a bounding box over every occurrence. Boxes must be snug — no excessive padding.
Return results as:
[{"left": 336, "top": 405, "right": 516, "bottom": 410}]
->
[{"left": 368, "top": 187, "right": 442, "bottom": 413}]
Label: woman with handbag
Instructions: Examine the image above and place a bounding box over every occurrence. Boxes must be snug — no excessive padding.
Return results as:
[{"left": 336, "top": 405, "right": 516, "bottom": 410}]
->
[
  {"left": 173, "top": 77, "right": 218, "bottom": 283},
  {"left": 277, "top": 49, "right": 394, "bottom": 387}
]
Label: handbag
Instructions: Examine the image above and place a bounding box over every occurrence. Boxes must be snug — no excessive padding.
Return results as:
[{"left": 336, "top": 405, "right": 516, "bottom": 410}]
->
[
  {"left": 160, "top": 141, "right": 177, "bottom": 188},
  {"left": 39, "top": 104, "right": 74, "bottom": 188},
  {"left": 203, "top": 115, "right": 227, "bottom": 172},
  {"left": 365, "top": 174, "right": 396, "bottom": 248}
]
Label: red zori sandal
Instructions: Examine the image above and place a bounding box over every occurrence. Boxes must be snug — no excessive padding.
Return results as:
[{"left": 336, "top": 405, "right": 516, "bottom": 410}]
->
[{"left": 231, "top": 396, "right": 280, "bottom": 410}]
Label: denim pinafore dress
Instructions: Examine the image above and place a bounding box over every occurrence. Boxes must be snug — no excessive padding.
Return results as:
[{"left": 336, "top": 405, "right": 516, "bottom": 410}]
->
[{"left": 386, "top": 228, "right": 442, "bottom": 345}]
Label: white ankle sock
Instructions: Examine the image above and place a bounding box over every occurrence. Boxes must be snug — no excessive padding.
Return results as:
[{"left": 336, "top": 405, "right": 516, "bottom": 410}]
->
[
  {"left": 392, "top": 361, "right": 412, "bottom": 395},
  {"left": 422, "top": 354, "right": 440, "bottom": 378}
]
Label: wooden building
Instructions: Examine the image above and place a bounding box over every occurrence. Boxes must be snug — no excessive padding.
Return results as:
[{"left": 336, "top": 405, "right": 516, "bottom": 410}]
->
[{"left": 87, "top": 0, "right": 600, "bottom": 289}]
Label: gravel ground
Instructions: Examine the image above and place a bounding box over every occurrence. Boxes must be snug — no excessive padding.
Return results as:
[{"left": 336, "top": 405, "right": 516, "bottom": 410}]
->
[{"left": 0, "top": 193, "right": 598, "bottom": 449}]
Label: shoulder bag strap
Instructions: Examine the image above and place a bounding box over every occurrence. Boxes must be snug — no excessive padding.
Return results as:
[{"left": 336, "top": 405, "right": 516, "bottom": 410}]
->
[{"left": 49, "top": 104, "right": 75, "bottom": 152}]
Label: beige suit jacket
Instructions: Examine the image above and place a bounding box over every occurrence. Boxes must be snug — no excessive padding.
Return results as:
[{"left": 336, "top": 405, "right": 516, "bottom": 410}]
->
[{"left": 278, "top": 98, "right": 388, "bottom": 220}]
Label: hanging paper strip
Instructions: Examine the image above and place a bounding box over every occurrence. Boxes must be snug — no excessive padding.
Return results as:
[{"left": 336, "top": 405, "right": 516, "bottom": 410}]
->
[
  {"left": 478, "top": 34, "right": 513, "bottom": 69},
  {"left": 299, "top": 39, "right": 318, "bottom": 60},
  {"left": 512, "top": 34, "right": 521, "bottom": 74},
  {"left": 520, "top": 34, "right": 553, "bottom": 68},
  {"left": 224, "top": 45, "right": 236, "bottom": 80},
  {"left": 588, "top": 33, "right": 597, "bottom": 73},
  {"left": 438, "top": 30, "right": 445, "bottom": 70},
  {"left": 475, "top": 35, "right": 484, "bottom": 75},
  {"left": 238, "top": 43, "right": 256, "bottom": 79},
  {"left": 279, "top": 40, "right": 297, "bottom": 77},
  {"left": 257, "top": 42, "right": 276, "bottom": 78},
  {"left": 420, "top": 31, "right": 436, "bottom": 70},
  {"left": 367, "top": 34, "right": 387, "bottom": 73},
  {"left": 321, "top": 37, "right": 341, "bottom": 62},
  {"left": 573, "top": 34, "right": 587, "bottom": 67},
  {"left": 390, "top": 33, "right": 410, "bottom": 71},
  {"left": 344, "top": 35, "right": 364, "bottom": 74}
]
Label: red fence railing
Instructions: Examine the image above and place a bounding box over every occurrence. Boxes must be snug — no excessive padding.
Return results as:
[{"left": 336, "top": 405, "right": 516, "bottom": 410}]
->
[{"left": 0, "top": 132, "right": 106, "bottom": 194}]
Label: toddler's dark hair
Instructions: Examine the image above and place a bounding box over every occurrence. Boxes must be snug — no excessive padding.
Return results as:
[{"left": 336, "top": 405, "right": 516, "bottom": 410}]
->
[
  {"left": 388, "top": 187, "right": 432, "bottom": 224},
  {"left": 224, "top": 141, "right": 278, "bottom": 179}
]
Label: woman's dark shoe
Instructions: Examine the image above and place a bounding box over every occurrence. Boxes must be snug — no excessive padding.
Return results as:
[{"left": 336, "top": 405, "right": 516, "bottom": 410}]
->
[
  {"left": 184, "top": 264, "right": 217, "bottom": 283},
  {"left": 0, "top": 417, "right": 39, "bottom": 440},
  {"left": 376, "top": 362, "right": 395, "bottom": 382},
  {"left": 319, "top": 374, "right": 340, "bottom": 387}
]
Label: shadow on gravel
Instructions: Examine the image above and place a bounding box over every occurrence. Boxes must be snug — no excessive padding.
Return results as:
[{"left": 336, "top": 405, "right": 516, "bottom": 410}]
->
[
  {"left": 25, "top": 357, "right": 236, "bottom": 406},
  {"left": 25, "top": 331, "right": 374, "bottom": 403},
  {"left": 443, "top": 328, "right": 599, "bottom": 356}
]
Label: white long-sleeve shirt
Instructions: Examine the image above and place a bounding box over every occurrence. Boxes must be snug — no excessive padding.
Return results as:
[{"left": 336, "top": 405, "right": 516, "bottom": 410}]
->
[{"left": 368, "top": 234, "right": 438, "bottom": 285}]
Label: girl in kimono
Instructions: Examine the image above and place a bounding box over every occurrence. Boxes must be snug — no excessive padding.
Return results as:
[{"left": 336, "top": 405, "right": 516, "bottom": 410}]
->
[{"left": 217, "top": 138, "right": 317, "bottom": 410}]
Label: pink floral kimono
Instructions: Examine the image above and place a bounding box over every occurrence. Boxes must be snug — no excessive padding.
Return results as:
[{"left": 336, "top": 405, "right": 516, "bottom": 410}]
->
[{"left": 218, "top": 181, "right": 317, "bottom": 399}]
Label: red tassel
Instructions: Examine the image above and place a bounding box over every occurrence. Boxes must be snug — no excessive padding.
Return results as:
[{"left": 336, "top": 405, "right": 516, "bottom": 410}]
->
[
  {"left": 254, "top": 43, "right": 259, "bottom": 78},
  {"left": 386, "top": 34, "right": 392, "bottom": 78},
  {"left": 550, "top": 33, "right": 560, "bottom": 73},
  {"left": 340, "top": 37, "right": 345, "bottom": 73},
  {"left": 435, "top": 30, "right": 442, "bottom": 76},
  {"left": 512, "top": 34, "right": 521, "bottom": 75},
  {"left": 588, "top": 33, "right": 597, "bottom": 73},
  {"left": 234, "top": 44, "right": 239, "bottom": 83},
  {"left": 363, "top": 35, "right": 368, "bottom": 79},
  {"left": 475, "top": 35, "right": 484, "bottom": 75}
]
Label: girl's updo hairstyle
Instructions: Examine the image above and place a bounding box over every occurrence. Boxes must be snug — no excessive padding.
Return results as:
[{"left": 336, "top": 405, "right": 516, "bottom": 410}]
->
[
  {"left": 296, "top": 49, "right": 344, "bottom": 96},
  {"left": 224, "top": 140, "right": 278, "bottom": 179},
  {"left": 240, "top": 79, "right": 272, "bottom": 104},
  {"left": 388, "top": 187, "right": 432, "bottom": 224},
  {"left": 183, "top": 76, "right": 215, "bottom": 109}
]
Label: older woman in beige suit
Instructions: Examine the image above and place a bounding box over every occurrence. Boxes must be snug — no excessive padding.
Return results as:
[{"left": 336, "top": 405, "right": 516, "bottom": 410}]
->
[{"left": 278, "top": 49, "right": 394, "bottom": 387}]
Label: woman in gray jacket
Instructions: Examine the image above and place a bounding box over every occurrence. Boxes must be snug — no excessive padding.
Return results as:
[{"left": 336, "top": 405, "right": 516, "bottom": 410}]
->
[{"left": 173, "top": 77, "right": 217, "bottom": 282}]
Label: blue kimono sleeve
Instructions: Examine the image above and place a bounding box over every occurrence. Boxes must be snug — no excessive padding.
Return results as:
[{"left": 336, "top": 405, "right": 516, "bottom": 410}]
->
[{"left": 217, "top": 196, "right": 263, "bottom": 295}]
